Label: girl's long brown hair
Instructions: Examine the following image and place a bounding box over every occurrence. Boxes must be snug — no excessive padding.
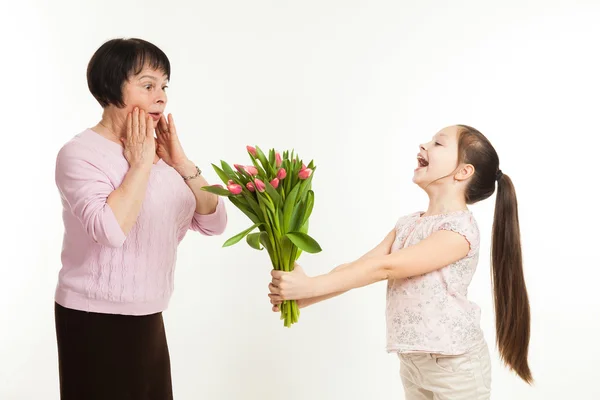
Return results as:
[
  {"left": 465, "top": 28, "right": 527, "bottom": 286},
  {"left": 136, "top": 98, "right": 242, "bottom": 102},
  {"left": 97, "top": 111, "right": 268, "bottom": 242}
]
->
[{"left": 457, "top": 125, "right": 533, "bottom": 384}]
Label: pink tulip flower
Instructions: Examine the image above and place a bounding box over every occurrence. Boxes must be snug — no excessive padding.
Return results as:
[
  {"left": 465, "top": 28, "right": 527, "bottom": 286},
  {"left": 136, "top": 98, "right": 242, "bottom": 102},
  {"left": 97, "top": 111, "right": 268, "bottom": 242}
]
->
[
  {"left": 227, "top": 183, "right": 243, "bottom": 195},
  {"left": 245, "top": 166, "right": 259, "bottom": 176},
  {"left": 254, "top": 179, "right": 266, "bottom": 192},
  {"left": 277, "top": 168, "right": 287, "bottom": 180},
  {"left": 298, "top": 168, "right": 313, "bottom": 180}
]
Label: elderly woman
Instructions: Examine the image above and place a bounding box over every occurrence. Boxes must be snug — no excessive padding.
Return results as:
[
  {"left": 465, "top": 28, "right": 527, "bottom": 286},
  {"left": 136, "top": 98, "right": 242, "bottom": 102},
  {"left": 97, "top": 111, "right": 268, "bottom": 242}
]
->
[{"left": 53, "top": 38, "right": 227, "bottom": 399}]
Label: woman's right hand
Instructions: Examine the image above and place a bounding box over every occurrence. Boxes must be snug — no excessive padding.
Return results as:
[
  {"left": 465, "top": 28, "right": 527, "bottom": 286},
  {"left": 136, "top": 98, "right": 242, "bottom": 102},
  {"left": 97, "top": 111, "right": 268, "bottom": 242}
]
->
[{"left": 122, "top": 107, "right": 155, "bottom": 168}]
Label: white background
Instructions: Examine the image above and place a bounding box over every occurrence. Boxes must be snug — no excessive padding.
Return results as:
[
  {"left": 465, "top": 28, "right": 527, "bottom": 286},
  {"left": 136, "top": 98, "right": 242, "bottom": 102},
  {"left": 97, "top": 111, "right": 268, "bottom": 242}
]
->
[{"left": 1, "top": 0, "right": 599, "bottom": 399}]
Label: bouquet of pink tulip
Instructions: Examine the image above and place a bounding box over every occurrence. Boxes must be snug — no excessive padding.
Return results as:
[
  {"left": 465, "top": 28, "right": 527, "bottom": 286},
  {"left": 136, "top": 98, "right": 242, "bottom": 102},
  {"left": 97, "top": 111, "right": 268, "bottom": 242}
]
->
[{"left": 201, "top": 145, "right": 322, "bottom": 327}]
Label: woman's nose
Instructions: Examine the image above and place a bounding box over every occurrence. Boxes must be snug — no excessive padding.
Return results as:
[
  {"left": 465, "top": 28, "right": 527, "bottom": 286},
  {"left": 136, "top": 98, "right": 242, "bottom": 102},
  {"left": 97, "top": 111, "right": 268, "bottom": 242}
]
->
[{"left": 155, "top": 91, "right": 166, "bottom": 104}]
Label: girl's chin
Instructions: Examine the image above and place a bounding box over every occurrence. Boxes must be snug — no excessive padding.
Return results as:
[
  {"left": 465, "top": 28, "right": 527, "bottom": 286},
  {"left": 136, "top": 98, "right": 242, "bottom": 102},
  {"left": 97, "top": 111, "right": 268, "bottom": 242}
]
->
[{"left": 412, "top": 172, "right": 428, "bottom": 186}]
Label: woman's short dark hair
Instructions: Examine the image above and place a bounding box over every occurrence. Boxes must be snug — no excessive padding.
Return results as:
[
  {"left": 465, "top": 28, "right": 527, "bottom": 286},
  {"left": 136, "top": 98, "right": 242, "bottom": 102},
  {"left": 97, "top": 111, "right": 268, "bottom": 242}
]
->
[{"left": 87, "top": 38, "right": 171, "bottom": 108}]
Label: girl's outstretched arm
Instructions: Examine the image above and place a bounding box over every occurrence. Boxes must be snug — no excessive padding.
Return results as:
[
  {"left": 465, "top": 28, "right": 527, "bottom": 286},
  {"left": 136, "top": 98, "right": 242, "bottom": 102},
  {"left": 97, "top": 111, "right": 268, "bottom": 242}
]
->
[
  {"left": 269, "top": 229, "right": 396, "bottom": 309},
  {"left": 270, "top": 230, "right": 470, "bottom": 301}
]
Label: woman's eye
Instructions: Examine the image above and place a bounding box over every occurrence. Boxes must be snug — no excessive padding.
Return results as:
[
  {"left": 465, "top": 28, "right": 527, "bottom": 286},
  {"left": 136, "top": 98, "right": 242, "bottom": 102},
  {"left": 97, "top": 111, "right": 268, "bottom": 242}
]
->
[
  {"left": 145, "top": 84, "right": 153, "bottom": 90},
  {"left": 435, "top": 142, "right": 442, "bottom": 146},
  {"left": 162, "top": 86, "right": 168, "bottom": 91}
]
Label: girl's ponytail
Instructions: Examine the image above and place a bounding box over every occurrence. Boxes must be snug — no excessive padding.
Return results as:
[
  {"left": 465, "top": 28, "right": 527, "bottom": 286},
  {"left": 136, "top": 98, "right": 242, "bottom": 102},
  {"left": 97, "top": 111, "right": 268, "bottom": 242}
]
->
[{"left": 491, "top": 172, "right": 533, "bottom": 384}]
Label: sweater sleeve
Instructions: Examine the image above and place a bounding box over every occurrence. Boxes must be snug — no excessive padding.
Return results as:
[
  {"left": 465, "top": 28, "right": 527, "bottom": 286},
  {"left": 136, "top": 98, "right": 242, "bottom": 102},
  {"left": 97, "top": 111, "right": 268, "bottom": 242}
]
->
[
  {"left": 55, "top": 146, "right": 127, "bottom": 248},
  {"left": 189, "top": 196, "right": 228, "bottom": 236}
]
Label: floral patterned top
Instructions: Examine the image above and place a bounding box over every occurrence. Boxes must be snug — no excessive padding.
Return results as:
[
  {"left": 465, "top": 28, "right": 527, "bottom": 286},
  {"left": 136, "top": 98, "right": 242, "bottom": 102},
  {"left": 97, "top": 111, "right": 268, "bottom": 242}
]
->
[{"left": 386, "top": 210, "right": 484, "bottom": 355}]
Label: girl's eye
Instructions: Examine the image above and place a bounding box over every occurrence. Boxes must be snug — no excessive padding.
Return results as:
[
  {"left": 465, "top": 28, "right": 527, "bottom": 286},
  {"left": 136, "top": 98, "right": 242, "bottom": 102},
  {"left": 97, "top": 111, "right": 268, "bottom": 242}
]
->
[
  {"left": 162, "top": 86, "right": 168, "bottom": 91},
  {"left": 435, "top": 142, "right": 442, "bottom": 146}
]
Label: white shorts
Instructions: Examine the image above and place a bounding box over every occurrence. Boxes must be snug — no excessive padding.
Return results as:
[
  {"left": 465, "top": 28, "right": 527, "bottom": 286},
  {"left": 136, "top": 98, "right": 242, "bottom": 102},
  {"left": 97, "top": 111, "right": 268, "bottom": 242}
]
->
[{"left": 398, "top": 339, "right": 492, "bottom": 400}]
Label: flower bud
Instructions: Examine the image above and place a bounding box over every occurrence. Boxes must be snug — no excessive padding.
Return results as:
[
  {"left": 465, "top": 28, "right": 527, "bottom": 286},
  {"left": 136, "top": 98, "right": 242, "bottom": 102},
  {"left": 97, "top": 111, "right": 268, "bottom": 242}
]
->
[
  {"left": 227, "top": 183, "right": 243, "bottom": 195},
  {"left": 298, "top": 168, "right": 312, "bottom": 180},
  {"left": 277, "top": 168, "right": 287, "bottom": 180},
  {"left": 245, "top": 166, "right": 259, "bottom": 176},
  {"left": 254, "top": 179, "right": 266, "bottom": 192}
]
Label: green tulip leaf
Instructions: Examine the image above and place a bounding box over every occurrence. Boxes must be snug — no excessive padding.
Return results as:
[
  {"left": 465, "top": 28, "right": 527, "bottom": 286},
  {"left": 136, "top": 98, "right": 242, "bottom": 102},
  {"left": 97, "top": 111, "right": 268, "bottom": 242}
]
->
[
  {"left": 283, "top": 183, "right": 300, "bottom": 232},
  {"left": 220, "top": 161, "right": 238, "bottom": 180},
  {"left": 211, "top": 164, "right": 231, "bottom": 185},
  {"left": 223, "top": 223, "right": 262, "bottom": 247},
  {"left": 246, "top": 232, "right": 263, "bottom": 250},
  {"left": 285, "top": 232, "right": 322, "bottom": 254},
  {"left": 200, "top": 185, "right": 232, "bottom": 196}
]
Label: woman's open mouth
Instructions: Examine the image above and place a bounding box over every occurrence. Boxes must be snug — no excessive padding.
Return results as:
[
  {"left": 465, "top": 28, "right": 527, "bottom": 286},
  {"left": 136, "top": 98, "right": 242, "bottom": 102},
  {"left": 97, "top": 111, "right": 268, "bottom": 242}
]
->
[{"left": 149, "top": 113, "right": 162, "bottom": 121}]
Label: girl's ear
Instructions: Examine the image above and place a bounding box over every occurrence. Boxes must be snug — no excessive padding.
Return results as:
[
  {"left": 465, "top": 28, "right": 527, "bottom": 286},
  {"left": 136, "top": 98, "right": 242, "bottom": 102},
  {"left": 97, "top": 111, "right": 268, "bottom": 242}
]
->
[{"left": 455, "top": 163, "right": 475, "bottom": 182}]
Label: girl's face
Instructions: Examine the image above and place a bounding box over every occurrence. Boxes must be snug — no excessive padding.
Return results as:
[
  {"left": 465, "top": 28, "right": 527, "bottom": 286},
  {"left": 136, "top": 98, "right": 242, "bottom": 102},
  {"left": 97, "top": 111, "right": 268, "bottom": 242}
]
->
[{"left": 413, "top": 126, "right": 462, "bottom": 188}]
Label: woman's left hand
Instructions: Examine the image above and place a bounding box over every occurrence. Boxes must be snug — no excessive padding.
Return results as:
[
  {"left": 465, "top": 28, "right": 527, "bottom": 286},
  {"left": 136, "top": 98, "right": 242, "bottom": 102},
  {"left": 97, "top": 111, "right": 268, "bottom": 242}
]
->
[
  {"left": 269, "top": 263, "right": 316, "bottom": 300},
  {"left": 156, "top": 114, "right": 190, "bottom": 169}
]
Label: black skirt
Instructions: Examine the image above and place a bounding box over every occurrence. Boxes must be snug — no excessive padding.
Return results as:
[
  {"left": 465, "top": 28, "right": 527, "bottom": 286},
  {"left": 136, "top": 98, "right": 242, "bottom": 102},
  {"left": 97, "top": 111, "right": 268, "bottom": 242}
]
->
[{"left": 54, "top": 302, "right": 173, "bottom": 400}]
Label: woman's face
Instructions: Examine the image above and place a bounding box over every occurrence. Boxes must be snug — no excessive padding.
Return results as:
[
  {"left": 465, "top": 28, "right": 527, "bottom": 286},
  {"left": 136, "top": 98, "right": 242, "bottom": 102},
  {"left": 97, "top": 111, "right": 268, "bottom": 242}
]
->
[{"left": 118, "top": 65, "right": 169, "bottom": 128}]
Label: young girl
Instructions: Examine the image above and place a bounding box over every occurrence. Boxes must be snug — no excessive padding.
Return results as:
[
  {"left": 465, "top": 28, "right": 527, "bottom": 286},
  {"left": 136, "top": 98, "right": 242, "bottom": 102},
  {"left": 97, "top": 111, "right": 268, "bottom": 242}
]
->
[{"left": 268, "top": 124, "right": 532, "bottom": 399}]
